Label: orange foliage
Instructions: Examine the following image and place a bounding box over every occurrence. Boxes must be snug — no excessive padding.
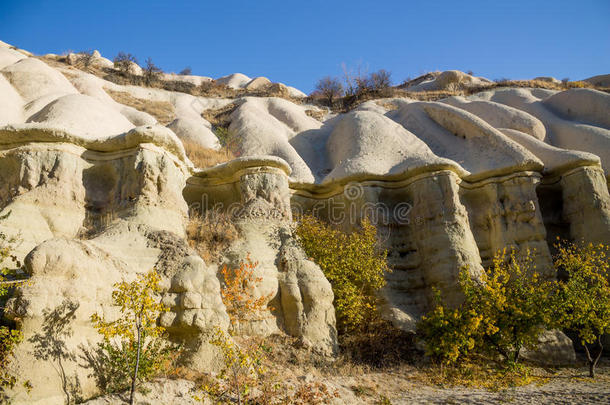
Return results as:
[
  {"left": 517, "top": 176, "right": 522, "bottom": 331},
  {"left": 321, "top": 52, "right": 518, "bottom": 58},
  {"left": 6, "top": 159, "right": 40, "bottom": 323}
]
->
[{"left": 220, "top": 254, "right": 273, "bottom": 329}]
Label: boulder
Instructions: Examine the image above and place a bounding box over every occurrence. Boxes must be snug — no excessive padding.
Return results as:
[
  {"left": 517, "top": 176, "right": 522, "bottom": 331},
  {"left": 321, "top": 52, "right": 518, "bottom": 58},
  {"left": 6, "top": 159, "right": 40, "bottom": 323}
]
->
[
  {"left": 521, "top": 330, "right": 576, "bottom": 366},
  {"left": 245, "top": 76, "right": 271, "bottom": 90}
]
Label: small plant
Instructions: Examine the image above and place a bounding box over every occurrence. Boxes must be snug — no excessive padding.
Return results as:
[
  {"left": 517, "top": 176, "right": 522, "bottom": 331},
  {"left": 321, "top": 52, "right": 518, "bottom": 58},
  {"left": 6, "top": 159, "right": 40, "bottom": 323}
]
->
[
  {"left": 376, "top": 396, "right": 392, "bottom": 405},
  {"left": 214, "top": 126, "right": 231, "bottom": 147},
  {"left": 198, "top": 255, "right": 341, "bottom": 404},
  {"left": 552, "top": 241, "right": 610, "bottom": 378},
  {"left": 198, "top": 327, "right": 269, "bottom": 405},
  {"left": 0, "top": 327, "right": 23, "bottom": 398},
  {"left": 91, "top": 270, "right": 171, "bottom": 404},
  {"left": 566, "top": 80, "right": 589, "bottom": 88},
  {"left": 220, "top": 255, "right": 273, "bottom": 331},
  {"left": 296, "top": 215, "right": 390, "bottom": 334},
  {"left": 418, "top": 248, "right": 552, "bottom": 368},
  {"left": 197, "top": 256, "right": 275, "bottom": 404},
  {"left": 113, "top": 52, "right": 138, "bottom": 74},
  {"left": 0, "top": 212, "right": 21, "bottom": 304},
  {"left": 287, "top": 381, "right": 339, "bottom": 404},
  {"left": 367, "top": 69, "right": 392, "bottom": 91},
  {"left": 77, "top": 49, "right": 96, "bottom": 69}
]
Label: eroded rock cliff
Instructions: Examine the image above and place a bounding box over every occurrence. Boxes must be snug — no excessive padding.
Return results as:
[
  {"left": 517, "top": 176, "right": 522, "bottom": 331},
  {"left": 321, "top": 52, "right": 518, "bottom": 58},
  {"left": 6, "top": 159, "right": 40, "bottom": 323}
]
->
[{"left": 0, "top": 40, "right": 608, "bottom": 402}]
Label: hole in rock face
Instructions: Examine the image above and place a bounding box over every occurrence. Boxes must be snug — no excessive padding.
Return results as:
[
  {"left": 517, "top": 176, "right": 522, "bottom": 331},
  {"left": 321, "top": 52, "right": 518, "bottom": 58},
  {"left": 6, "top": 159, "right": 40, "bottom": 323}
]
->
[
  {"left": 83, "top": 164, "right": 119, "bottom": 211},
  {"left": 536, "top": 182, "right": 570, "bottom": 275},
  {"left": 81, "top": 164, "right": 121, "bottom": 236}
]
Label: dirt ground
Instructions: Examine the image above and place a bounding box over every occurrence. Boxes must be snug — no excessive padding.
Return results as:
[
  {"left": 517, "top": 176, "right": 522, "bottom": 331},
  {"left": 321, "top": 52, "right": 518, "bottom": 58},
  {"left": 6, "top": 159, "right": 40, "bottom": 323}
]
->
[
  {"left": 85, "top": 357, "right": 610, "bottom": 404},
  {"left": 338, "top": 361, "right": 610, "bottom": 404}
]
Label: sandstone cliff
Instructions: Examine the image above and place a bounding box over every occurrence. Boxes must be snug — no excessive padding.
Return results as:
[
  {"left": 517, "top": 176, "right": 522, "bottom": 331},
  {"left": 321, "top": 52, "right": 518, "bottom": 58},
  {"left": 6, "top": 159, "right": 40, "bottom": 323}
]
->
[{"left": 0, "top": 40, "right": 608, "bottom": 403}]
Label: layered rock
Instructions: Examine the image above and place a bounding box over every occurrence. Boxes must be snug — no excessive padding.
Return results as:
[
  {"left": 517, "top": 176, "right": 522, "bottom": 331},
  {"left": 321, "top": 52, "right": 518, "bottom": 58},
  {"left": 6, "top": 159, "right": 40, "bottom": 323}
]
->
[
  {"left": 226, "top": 86, "right": 610, "bottom": 331},
  {"left": 185, "top": 157, "right": 338, "bottom": 354},
  {"left": 1, "top": 40, "right": 609, "bottom": 402}
]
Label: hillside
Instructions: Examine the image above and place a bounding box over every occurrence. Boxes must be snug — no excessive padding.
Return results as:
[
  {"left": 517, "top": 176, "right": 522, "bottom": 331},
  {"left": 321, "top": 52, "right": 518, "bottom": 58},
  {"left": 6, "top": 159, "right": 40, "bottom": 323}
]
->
[{"left": 0, "top": 40, "right": 609, "bottom": 404}]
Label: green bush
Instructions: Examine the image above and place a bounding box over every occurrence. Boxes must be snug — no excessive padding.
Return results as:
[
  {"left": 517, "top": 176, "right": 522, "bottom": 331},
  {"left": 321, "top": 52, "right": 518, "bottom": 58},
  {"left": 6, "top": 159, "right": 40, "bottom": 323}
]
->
[
  {"left": 91, "top": 271, "right": 175, "bottom": 403},
  {"left": 418, "top": 248, "right": 553, "bottom": 367},
  {"left": 0, "top": 324, "right": 23, "bottom": 399},
  {"left": 93, "top": 337, "right": 173, "bottom": 394},
  {"left": 460, "top": 248, "right": 553, "bottom": 365},
  {"left": 417, "top": 290, "right": 482, "bottom": 366},
  {"left": 552, "top": 241, "right": 610, "bottom": 378},
  {"left": 296, "top": 215, "right": 389, "bottom": 334},
  {"left": 213, "top": 126, "right": 231, "bottom": 147}
]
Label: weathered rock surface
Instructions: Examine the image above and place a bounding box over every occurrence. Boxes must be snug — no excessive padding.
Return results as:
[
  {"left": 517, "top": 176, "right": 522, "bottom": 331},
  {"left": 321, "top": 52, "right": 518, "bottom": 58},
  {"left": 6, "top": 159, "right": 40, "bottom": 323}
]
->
[
  {"left": 1, "top": 41, "right": 608, "bottom": 402},
  {"left": 403, "top": 70, "right": 493, "bottom": 92},
  {"left": 185, "top": 157, "right": 338, "bottom": 354},
  {"left": 520, "top": 329, "right": 576, "bottom": 366}
]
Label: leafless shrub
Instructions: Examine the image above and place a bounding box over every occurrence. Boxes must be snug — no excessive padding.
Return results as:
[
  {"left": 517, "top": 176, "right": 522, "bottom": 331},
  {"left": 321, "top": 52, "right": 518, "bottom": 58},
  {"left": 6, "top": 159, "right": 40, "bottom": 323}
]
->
[
  {"left": 113, "top": 52, "right": 138, "bottom": 73},
  {"left": 314, "top": 76, "right": 343, "bottom": 107},
  {"left": 143, "top": 57, "right": 163, "bottom": 86},
  {"left": 367, "top": 69, "right": 392, "bottom": 91}
]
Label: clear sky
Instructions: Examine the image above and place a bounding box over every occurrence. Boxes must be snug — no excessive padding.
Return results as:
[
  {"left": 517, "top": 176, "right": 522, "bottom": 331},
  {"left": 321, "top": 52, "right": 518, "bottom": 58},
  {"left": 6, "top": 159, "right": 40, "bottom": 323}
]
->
[{"left": 1, "top": 0, "right": 609, "bottom": 93}]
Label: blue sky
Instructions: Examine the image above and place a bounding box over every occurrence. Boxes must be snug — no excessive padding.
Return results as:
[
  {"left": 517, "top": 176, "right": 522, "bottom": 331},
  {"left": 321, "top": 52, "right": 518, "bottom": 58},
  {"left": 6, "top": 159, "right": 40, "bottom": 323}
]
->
[{"left": 1, "top": 0, "right": 609, "bottom": 93}]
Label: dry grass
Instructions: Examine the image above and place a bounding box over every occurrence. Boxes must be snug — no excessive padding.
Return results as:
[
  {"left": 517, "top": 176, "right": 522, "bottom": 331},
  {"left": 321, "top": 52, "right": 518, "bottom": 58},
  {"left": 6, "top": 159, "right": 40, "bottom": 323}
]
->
[
  {"left": 104, "top": 88, "right": 175, "bottom": 125},
  {"left": 312, "top": 76, "right": 606, "bottom": 113},
  {"left": 201, "top": 103, "right": 240, "bottom": 128},
  {"left": 186, "top": 209, "right": 239, "bottom": 264},
  {"left": 182, "top": 140, "right": 234, "bottom": 169},
  {"left": 305, "top": 109, "right": 327, "bottom": 121},
  {"left": 39, "top": 54, "right": 302, "bottom": 102},
  {"left": 374, "top": 100, "right": 400, "bottom": 111},
  {"left": 170, "top": 330, "right": 610, "bottom": 404},
  {"left": 258, "top": 321, "right": 418, "bottom": 381}
]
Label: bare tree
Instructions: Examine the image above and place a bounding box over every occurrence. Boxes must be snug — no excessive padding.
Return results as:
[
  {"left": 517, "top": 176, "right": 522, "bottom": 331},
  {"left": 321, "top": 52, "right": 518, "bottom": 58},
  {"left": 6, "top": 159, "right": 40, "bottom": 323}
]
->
[
  {"left": 113, "top": 52, "right": 138, "bottom": 73},
  {"left": 179, "top": 66, "right": 192, "bottom": 75},
  {"left": 315, "top": 76, "right": 343, "bottom": 106},
  {"left": 342, "top": 62, "right": 369, "bottom": 96},
  {"left": 368, "top": 69, "right": 392, "bottom": 91},
  {"left": 143, "top": 57, "right": 163, "bottom": 86}
]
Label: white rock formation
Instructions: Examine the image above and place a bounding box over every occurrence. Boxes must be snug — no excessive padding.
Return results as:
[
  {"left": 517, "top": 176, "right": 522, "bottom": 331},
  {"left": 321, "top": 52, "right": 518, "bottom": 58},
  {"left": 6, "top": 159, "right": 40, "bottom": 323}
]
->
[
  {"left": 0, "top": 40, "right": 608, "bottom": 402},
  {"left": 404, "top": 70, "right": 493, "bottom": 92},
  {"left": 245, "top": 76, "right": 271, "bottom": 90},
  {"left": 0, "top": 43, "right": 340, "bottom": 403},
  {"left": 216, "top": 72, "right": 252, "bottom": 89},
  {"left": 225, "top": 83, "right": 610, "bottom": 329}
]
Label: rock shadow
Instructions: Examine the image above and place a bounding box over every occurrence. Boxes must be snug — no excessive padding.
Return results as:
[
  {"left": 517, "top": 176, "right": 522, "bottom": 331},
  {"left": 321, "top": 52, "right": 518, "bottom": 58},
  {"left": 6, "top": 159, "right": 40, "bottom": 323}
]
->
[{"left": 28, "top": 299, "right": 82, "bottom": 404}]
